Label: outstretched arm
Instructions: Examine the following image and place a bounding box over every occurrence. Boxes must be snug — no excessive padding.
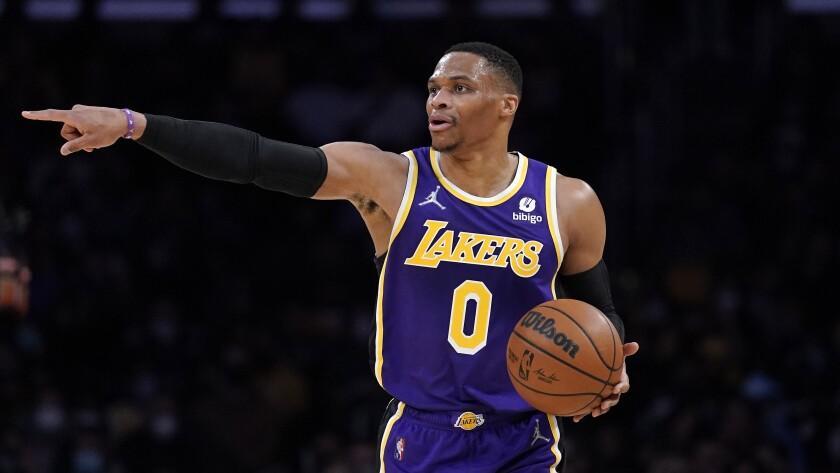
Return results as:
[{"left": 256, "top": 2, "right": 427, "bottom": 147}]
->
[
  {"left": 21, "top": 105, "right": 406, "bottom": 205},
  {"left": 555, "top": 176, "right": 640, "bottom": 423}
]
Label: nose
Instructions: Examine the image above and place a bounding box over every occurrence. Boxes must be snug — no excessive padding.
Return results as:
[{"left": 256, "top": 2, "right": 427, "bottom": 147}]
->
[{"left": 430, "top": 89, "right": 450, "bottom": 109}]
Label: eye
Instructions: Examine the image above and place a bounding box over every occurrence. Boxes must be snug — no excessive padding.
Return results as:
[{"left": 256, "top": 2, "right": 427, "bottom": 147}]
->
[
  {"left": 455, "top": 84, "right": 469, "bottom": 93},
  {"left": 428, "top": 86, "right": 438, "bottom": 95}
]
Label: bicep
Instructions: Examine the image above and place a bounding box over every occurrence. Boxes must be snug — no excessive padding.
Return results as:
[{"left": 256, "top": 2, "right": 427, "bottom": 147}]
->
[
  {"left": 313, "top": 142, "right": 407, "bottom": 203},
  {"left": 558, "top": 177, "right": 607, "bottom": 275}
]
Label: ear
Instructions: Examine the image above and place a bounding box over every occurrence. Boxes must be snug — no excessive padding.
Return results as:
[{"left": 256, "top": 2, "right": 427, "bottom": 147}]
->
[{"left": 500, "top": 94, "right": 519, "bottom": 118}]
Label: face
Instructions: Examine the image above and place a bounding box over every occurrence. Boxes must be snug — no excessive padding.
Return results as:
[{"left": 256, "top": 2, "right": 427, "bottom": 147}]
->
[{"left": 426, "top": 52, "right": 518, "bottom": 153}]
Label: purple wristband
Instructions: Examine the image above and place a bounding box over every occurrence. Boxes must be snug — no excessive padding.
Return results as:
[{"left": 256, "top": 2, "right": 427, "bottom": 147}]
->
[{"left": 121, "top": 108, "right": 135, "bottom": 139}]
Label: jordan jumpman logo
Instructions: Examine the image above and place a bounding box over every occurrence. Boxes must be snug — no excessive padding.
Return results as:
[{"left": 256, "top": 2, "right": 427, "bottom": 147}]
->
[
  {"left": 531, "top": 419, "right": 551, "bottom": 446},
  {"left": 418, "top": 185, "right": 446, "bottom": 210}
]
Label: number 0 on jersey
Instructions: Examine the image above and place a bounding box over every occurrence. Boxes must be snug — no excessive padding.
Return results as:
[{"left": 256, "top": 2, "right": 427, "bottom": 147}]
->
[{"left": 448, "top": 280, "right": 493, "bottom": 355}]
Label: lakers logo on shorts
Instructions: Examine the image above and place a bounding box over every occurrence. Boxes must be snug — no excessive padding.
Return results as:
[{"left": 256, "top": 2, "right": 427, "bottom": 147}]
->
[{"left": 454, "top": 412, "right": 485, "bottom": 431}]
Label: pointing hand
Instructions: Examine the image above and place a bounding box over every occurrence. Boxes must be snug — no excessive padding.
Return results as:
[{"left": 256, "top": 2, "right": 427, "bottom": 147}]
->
[{"left": 21, "top": 105, "right": 145, "bottom": 156}]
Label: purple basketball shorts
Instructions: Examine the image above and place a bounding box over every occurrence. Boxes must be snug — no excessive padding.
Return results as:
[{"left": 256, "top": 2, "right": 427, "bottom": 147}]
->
[{"left": 376, "top": 399, "right": 566, "bottom": 472}]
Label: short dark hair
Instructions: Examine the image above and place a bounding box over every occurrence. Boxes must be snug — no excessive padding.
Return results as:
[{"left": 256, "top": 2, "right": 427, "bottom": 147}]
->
[{"left": 444, "top": 41, "right": 523, "bottom": 97}]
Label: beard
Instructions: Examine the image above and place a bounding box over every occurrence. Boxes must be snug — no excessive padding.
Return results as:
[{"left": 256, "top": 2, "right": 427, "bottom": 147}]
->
[{"left": 431, "top": 135, "right": 460, "bottom": 153}]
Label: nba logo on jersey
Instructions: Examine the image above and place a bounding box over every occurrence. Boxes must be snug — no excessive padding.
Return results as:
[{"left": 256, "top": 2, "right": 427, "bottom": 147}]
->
[
  {"left": 454, "top": 412, "right": 485, "bottom": 430},
  {"left": 394, "top": 437, "right": 406, "bottom": 461}
]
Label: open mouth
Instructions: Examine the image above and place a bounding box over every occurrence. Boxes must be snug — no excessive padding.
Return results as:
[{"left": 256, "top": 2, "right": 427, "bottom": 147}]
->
[{"left": 429, "top": 116, "right": 454, "bottom": 132}]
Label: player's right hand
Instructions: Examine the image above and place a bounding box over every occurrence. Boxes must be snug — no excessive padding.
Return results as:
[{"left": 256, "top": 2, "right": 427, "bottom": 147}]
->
[{"left": 21, "top": 105, "right": 137, "bottom": 156}]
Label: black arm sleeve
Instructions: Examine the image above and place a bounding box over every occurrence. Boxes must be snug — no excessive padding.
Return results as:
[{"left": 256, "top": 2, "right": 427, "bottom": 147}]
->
[
  {"left": 136, "top": 114, "right": 327, "bottom": 198},
  {"left": 556, "top": 260, "right": 625, "bottom": 342}
]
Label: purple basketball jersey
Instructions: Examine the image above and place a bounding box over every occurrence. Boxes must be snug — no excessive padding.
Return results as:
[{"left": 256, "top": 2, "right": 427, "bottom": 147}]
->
[{"left": 373, "top": 147, "right": 565, "bottom": 413}]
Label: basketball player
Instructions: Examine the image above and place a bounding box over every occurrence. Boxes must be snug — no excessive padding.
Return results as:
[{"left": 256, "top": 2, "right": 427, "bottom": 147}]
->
[{"left": 23, "top": 42, "right": 639, "bottom": 472}]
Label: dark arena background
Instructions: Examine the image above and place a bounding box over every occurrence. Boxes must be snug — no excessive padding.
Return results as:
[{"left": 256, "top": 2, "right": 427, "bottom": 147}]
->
[{"left": 1, "top": 1, "right": 839, "bottom": 472}]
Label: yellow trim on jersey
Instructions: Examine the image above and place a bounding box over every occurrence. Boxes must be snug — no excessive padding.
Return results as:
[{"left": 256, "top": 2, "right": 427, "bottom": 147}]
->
[
  {"left": 545, "top": 166, "right": 565, "bottom": 299},
  {"left": 374, "top": 151, "right": 419, "bottom": 387},
  {"left": 387, "top": 151, "right": 419, "bottom": 245},
  {"left": 430, "top": 147, "right": 528, "bottom": 206},
  {"left": 547, "top": 414, "right": 563, "bottom": 471},
  {"left": 379, "top": 401, "right": 406, "bottom": 473}
]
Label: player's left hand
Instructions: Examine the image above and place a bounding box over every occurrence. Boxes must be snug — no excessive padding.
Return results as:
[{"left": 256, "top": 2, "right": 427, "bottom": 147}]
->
[{"left": 572, "top": 341, "right": 639, "bottom": 423}]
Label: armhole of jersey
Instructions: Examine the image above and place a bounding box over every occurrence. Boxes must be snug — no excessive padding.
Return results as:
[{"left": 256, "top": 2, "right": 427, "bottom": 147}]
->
[
  {"left": 373, "top": 150, "right": 418, "bottom": 387},
  {"left": 545, "top": 166, "right": 564, "bottom": 299},
  {"left": 387, "top": 150, "right": 419, "bottom": 245}
]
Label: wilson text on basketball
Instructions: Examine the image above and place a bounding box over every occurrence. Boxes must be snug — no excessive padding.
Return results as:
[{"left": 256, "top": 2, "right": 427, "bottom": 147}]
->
[{"left": 519, "top": 311, "right": 580, "bottom": 358}]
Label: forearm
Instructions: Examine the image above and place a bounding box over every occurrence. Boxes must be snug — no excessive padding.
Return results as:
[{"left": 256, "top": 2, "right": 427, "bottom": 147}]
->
[
  {"left": 556, "top": 260, "right": 625, "bottom": 342},
  {"left": 135, "top": 114, "right": 327, "bottom": 197}
]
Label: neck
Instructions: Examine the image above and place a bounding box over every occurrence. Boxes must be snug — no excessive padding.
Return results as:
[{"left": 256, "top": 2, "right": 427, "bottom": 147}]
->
[{"left": 437, "top": 138, "right": 517, "bottom": 198}]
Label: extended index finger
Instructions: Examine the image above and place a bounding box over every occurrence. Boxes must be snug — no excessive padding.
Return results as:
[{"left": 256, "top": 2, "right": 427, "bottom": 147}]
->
[{"left": 21, "top": 109, "right": 74, "bottom": 123}]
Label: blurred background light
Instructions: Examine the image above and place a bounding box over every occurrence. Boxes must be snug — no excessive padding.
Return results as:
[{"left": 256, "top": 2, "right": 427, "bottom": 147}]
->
[
  {"left": 219, "top": 0, "right": 282, "bottom": 19},
  {"left": 569, "top": 0, "right": 603, "bottom": 18},
  {"left": 7, "top": 0, "right": 840, "bottom": 22},
  {"left": 298, "top": 0, "right": 350, "bottom": 21},
  {"left": 374, "top": 0, "right": 447, "bottom": 20},
  {"left": 787, "top": 0, "right": 840, "bottom": 13},
  {"left": 25, "top": 0, "right": 81, "bottom": 20},
  {"left": 97, "top": 0, "right": 199, "bottom": 21},
  {"left": 476, "top": 0, "right": 551, "bottom": 18}
]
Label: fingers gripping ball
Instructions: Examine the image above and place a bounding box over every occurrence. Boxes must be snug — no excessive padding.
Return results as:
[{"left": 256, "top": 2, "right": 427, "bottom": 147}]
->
[{"left": 506, "top": 299, "right": 623, "bottom": 416}]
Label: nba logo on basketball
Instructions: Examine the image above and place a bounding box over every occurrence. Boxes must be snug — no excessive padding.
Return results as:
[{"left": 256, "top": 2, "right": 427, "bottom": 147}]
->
[
  {"left": 518, "top": 349, "right": 534, "bottom": 380},
  {"left": 394, "top": 437, "right": 405, "bottom": 461}
]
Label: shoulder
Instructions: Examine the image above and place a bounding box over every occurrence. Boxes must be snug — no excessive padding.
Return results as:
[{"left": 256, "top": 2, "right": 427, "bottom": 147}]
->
[
  {"left": 553, "top": 173, "right": 607, "bottom": 271},
  {"left": 554, "top": 172, "right": 606, "bottom": 242},
  {"left": 555, "top": 173, "right": 602, "bottom": 214}
]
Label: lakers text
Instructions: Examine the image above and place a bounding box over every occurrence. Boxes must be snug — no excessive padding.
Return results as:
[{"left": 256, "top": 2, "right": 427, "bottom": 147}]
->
[{"left": 405, "top": 220, "right": 543, "bottom": 278}]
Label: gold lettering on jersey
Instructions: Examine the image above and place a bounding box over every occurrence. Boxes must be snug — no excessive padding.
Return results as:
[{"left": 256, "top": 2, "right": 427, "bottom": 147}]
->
[
  {"left": 451, "top": 232, "right": 480, "bottom": 261},
  {"left": 404, "top": 219, "right": 543, "bottom": 278}
]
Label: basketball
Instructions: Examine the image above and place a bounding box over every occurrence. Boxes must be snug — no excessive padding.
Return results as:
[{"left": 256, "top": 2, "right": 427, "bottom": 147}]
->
[{"left": 506, "top": 299, "right": 624, "bottom": 416}]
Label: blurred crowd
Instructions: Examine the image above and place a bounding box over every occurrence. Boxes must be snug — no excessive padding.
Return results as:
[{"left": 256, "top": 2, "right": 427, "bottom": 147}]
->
[{"left": 1, "top": 1, "right": 839, "bottom": 472}]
